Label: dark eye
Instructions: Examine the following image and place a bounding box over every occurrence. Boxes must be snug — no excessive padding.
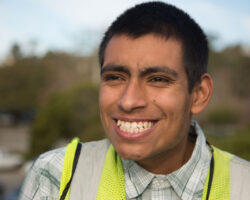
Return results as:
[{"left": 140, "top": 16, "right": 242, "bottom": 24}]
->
[
  {"left": 150, "top": 77, "right": 170, "bottom": 82},
  {"left": 105, "top": 75, "right": 120, "bottom": 81},
  {"left": 148, "top": 75, "right": 174, "bottom": 87},
  {"left": 105, "top": 75, "right": 122, "bottom": 81}
]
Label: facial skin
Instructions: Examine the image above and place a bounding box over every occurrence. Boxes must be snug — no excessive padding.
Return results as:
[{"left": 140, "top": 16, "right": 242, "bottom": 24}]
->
[{"left": 99, "top": 34, "right": 213, "bottom": 174}]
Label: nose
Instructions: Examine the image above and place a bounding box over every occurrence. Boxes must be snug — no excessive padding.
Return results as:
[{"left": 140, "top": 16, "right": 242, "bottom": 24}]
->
[{"left": 118, "top": 79, "right": 147, "bottom": 112}]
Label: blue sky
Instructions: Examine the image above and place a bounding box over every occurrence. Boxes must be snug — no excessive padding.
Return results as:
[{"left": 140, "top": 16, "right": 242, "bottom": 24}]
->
[{"left": 1, "top": 0, "right": 250, "bottom": 61}]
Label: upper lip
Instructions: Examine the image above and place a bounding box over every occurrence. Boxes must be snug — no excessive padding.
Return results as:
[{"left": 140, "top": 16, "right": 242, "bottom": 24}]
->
[{"left": 113, "top": 116, "right": 159, "bottom": 122}]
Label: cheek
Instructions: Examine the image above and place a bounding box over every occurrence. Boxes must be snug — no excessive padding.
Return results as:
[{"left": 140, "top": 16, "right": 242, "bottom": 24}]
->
[
  {"left": 152, "top": 90, "right": 184, "bottom": 107},
  {"left": 99, "top": 86, "right": 121, "bottom": 123},
  {"left": 151, "top": 89, "right": 191, "bottom": 118},
  {"left": 99, "top": 87, "right": 111, "bottom": 124},
  {"left": 99, "top": 86, "right": 115, "bottom": 108}
]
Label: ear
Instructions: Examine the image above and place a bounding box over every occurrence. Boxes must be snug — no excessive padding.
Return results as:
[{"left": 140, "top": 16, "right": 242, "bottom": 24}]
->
[{"left": 191, "top": 73, "right": 213, "bottom": 114}]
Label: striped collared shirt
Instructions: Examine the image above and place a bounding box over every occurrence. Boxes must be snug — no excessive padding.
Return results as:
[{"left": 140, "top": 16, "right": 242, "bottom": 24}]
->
[
  {"left": 19, "top": 121, "right": 211, "bottom": 200},
  {"left": 122, "top": 121, "right": 212, "bottom": 200}
]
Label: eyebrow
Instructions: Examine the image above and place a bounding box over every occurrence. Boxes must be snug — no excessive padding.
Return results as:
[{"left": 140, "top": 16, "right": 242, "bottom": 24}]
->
[
  {"left": 100, "top": 64, "right": 178, "bottom": 78},
  {"left": 100, "top": 65, "right": 130, "bottom": 76},
  {"left": 140, "top": 66, "right": 178, "bottom": 78}
]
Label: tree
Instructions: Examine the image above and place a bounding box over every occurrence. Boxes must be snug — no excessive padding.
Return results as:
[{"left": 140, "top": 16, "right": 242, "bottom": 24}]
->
[
  {"left": 11, "top": 43, "right": 23, "bottom": 61},
  {"left": 28, "top": 82, "right": 105, "bottom": 158}
]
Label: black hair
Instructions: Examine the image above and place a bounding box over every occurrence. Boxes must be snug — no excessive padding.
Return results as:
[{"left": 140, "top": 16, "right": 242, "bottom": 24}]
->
[{"left": 98, "top": 1, "right": 208, "bottom": 92}]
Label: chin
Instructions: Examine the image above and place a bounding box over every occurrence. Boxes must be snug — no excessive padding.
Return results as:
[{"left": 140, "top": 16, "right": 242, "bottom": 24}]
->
[
  {"left": 114, "top": 144, "right": 148, "bottom": 161},
  {"left": 119, "top": 153, "right": 144, "bottom": 161}
]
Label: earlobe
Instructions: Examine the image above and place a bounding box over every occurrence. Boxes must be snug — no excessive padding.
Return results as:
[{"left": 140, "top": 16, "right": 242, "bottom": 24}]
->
[{"left": 191, "top": 73, "right": 213, "bottom": 114}]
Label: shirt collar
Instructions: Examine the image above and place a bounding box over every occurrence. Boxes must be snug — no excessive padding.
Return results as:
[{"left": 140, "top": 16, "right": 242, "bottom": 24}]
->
[
  {"left": 122, "top": 157, "right": 154, "bottom": 198},
  {"left": 166, "top": 121, "right": 211, "bottom": 198},
  {"left": 121, "top": 120, "right": 211, "bottom": 199}
]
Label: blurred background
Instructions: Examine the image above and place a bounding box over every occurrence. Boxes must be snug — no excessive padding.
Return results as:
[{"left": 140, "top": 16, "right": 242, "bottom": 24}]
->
[{"left": 0, "top": 0, "right": 250, "bottom": 199}]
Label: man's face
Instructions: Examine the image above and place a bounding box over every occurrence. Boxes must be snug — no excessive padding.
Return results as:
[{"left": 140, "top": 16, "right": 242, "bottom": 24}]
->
[{"left": 99, "top": 34, "right": 195, "bottom": 164}]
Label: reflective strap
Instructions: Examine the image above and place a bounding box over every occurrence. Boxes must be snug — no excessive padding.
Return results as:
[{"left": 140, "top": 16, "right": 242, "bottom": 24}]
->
[
  {"left": 59, "top": 140, "right": 234, "bottom": 200},
  {"left": 206, "top": 150, "right": 214, "bottom": 200},
  {"left": 202, "top": 146, "right": 233, "bottom": 200},
  {"left": 96, "top": 145, "right": 126, "bottom": 200},
  {"left": 59, "top": 138, "right": 81, "bottom": 200}
]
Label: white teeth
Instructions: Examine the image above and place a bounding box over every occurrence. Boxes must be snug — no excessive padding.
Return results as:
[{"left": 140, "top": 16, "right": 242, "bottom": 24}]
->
[
  {"left": 120, "top": 125, "right": 125, "bottom": 132},
  {"left": 139, "top": 127, "right": 144, "bottom": 132},
  {"left": 138, "top": 122, "right": 143, "bottom": 128},
  {"left": 149, "top": 122, "right": 152, "bottom": 127},
  {"left": 129, "top": 127, "right": 133, "bottom": 133},
  {"left": 132, "top": 122, "right": 137, "bottom": 128},
  {"left": 117, "top": 120, "right": 121, "bottom": 126},
  {"left": 117, "top": 120, "right": 154, "bottom": 134}
]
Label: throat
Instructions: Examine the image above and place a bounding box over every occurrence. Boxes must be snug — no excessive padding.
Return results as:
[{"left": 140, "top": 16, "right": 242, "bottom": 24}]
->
[{"left": 136, "top": 139, "right": 195, "bottom": 175}]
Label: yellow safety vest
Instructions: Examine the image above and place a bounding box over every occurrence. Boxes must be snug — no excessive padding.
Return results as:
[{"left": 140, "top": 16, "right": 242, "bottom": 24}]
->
[{"left": 59, "top": 138, "right": 232, "bottom": 200}]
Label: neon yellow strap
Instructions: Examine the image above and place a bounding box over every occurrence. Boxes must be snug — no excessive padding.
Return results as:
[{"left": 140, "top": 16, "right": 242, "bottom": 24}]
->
[
  {"left": 96, "top": 145, "right": 126, "bottom": 200},
  {"left": 59, "top": 140, "right": 233, "bottom": 200},
  {"left": 202, "top": 146, "right": 233, "bottom": 200},
  {"left": 59, "top": 137, "right": 80, "bottom": 200}
]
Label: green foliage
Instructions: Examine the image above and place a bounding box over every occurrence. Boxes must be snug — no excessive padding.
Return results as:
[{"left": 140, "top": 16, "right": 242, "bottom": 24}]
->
[
  {"left": 207, "top": 126, "right": 250, "bottom": 161},
  {"left": 11, "top": 43, "right": 23, "bottom": 60},
  {"left": 207, "top": 106, "right": 237, "bottom": 125},
  {"left": 209, "top": 45, "right": 250, "bottom": 99},
  {"left": 0, "top": 58, "right": 49, "bottom": 112},
  {"left": 232, "top": 64, "right": 250, "bottom": 98},
  {"left": 0, "top": 50, "right": 100, "bottom": 115},
  {"left": 28, "top": 82, "right": 105, "bottom": 158}
]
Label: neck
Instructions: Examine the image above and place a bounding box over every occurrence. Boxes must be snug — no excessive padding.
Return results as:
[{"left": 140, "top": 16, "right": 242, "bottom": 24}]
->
[{"left": 136, "top": 136, "right": 195, "bottom": 174}]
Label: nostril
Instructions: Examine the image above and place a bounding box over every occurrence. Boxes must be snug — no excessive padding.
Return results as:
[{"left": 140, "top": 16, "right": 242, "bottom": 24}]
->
[{"left": 118, "top": 91, "right": 147, "bottom": 112}]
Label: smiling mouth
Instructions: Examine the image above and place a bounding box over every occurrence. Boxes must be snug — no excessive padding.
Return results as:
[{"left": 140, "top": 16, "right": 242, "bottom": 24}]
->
[{"left": 116, "top": 119, "right": 156, "bottom": 134}]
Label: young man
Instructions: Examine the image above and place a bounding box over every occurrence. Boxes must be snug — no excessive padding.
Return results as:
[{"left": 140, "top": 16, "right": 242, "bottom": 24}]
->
[{"left": 19, "top": 2, "right": 250, "bottom": 200}]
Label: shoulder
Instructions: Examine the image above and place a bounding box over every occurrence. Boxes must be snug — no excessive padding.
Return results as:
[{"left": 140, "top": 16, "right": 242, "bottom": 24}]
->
[
  {"left": 231, "top": 155, "right": 250, "bottom": 166},
  {"left": 19, "top": 139, "right": 110, "bottom": 199},
  {"left": 69, "top": 139, "right": 110, "bottom": 199},
  {"left": 19, "top": 147, "right": 66, "bottom": 200},
  {"left": 32, "top": 139, "right": 109, "bottom": 173},
  {"left": 26, "top": 138, "right": 110, "bottom": 181},
  {"left": 230, "top": 156, "right": 250, "bottom": 199},
  {"left": 37, "top": 146, "right": 66, "bottom": 169},
  {"left": 230, "top": 155, "right": 250, "bottom": 175},
  {"left": 212, "top": 146, "right": 250, "bottom": 180},
  {"left": 212, "top": 147, "right": 250, "bottom": 198},
  {"left": 26, "top": 146, "right": 67, "bottom": 184},
  {"left": 213, "top": 146, "right": 250, "bottom": 170},
  {"left": 81, "top": 138, "right": 110, "bottom": 152}
]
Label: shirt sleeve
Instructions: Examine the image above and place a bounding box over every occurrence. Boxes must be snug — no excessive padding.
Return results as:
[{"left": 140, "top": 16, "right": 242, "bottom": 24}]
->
[{"left": 19, "top": 147, "right": 66, "bottom": 200}]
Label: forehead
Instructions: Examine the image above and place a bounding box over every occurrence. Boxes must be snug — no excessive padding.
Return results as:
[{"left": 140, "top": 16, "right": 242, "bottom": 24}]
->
[{"left": 103, "top": 34, "right": 185, "bottom": 73}]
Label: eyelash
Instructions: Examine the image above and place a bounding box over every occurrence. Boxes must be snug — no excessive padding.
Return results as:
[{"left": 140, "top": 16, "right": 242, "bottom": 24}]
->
[
  {"left": 102, "top": 74, "right": 173, "bottom": 87},
  {"left": 103, "top": 74, "right": 124, "bottom": 81},
  {"left": 149, "top": 77, "right": 170, "bottom": 82},
  {"left": 148, "top": 76, "right": 172, "bottom": 84}
]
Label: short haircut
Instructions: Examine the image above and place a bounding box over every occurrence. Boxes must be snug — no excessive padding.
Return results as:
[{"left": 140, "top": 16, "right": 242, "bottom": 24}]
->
[{"left": 98, "top": 1, "right": 208, "bottom": 92}]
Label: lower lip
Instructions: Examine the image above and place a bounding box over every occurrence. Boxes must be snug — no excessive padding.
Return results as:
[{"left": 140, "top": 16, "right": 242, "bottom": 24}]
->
[{"left": 113, "top": 120, "right": 157, "bottom": 140}]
